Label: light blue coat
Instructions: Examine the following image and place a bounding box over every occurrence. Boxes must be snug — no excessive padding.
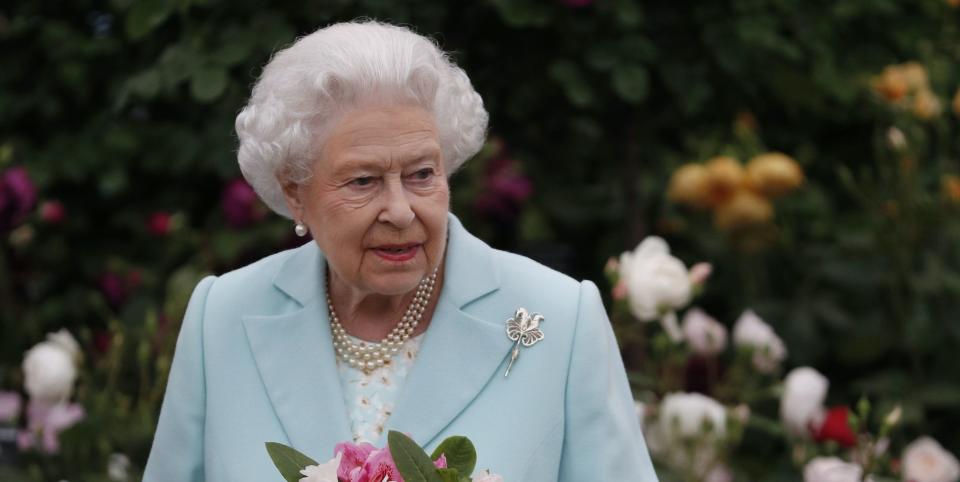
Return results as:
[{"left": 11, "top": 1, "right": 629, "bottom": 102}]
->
[{"left": 144, "top": 214, "right": 658, "bottom": 481}]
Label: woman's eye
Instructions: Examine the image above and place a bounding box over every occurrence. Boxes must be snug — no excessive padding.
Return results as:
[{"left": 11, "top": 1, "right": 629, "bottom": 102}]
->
[
  {"left": 411, "top": 168, "right": 434, "bottom": 180},
  {"left": 350, "top": 176, "right": 375, "bottom": 187}
]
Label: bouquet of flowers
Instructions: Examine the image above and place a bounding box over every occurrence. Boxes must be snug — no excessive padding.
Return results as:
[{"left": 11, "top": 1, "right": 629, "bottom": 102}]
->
[{"left": 266, "top": 431, "right": 502, "bottom": 482}]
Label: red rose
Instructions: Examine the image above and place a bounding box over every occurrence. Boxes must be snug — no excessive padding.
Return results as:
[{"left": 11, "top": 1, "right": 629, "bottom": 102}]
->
[
  {"left": 813, "top": 406, "right": 857, "bottom": 448},
  {"left": 147, "top": 211, "right": 171, "bottom": 236},
  {"left": 40, "top": 200, "right": 66, "bottom": 224}
]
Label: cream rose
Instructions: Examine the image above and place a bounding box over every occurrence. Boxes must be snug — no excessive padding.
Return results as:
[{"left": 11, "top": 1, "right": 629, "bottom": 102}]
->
[
  {"left": 681, "top": 308, "right": 728, "bottom": 356},
  {"left": 902, "top": 436, "right": 960, "bottom": 482},
  {"left": 22, "top": 341, "right": 78, "bottom": 403},
  {"left": 780, "top": 367, "right": 828, "bottom": 438},
  {"left": 732, "top": 310, "right": 787, "bottom": 373},
  {"left": 659, "top": 392, "right": 727, "bottom": 439},
  {"left": 803, "top": 457, "right": 872, "bottom": 482},
  {"left": 619, "top": 237, "right": 692, "bottom": 322}
]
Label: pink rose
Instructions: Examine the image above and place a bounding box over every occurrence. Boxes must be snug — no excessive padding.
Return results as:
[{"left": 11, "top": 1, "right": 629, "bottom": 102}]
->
[
  {"left": 335, "top": 441, "right": 376, "bottom": 481},
  {"left": 20, "top": 401, "right": 85, "bottom": 454},
  {"left": 353, "top": 448, "right": 403, "bottom": 482}
]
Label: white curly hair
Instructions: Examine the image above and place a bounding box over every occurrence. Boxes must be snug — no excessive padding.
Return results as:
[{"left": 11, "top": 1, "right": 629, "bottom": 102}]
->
[{"left": 235, "top": 21, "right": 489, "bottom": 218}]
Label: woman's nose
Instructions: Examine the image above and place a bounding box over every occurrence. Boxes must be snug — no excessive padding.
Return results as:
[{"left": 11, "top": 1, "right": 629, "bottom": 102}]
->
[{"left": 377, "top": 179, "right": 415, "bottom": 228}]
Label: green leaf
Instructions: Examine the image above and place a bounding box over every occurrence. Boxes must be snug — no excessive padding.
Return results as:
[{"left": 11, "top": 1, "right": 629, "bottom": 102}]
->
[
  {"left": 430, "top": 436, "right": 476, "bottom": 476},
  {"left": 265, "top": 442, "right": 318, "bottom": 482},
  {"left": 190, "top": 67, "right": 228, "bottom": 102},
  {"left": 611, "top": 64, "right": 649, "bottom": 104},
  {"left": 548, "top": 60, "right": 595, "bottom": 107},
  {"left": 436, "top": 468, "right": 461, "bottom": 482},
  {"left": 388, "top": 431, "right": 443, "bottom": 482},
  {"left": 490, "top": 0, "right": 552, "bottom": 27},
  {"left": 125, "top": 0, "right": 172, "bottom": 39}
]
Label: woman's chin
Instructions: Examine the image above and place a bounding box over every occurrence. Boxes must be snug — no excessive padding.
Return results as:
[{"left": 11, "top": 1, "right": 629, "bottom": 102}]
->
[{"left": 363, "top": 270, "right": 429, "bottom": 296}]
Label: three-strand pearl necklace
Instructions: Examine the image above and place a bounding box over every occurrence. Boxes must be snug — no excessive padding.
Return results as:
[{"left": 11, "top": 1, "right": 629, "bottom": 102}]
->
[{"left": 327, "top": 268, "right": 438, "bottom": 374}]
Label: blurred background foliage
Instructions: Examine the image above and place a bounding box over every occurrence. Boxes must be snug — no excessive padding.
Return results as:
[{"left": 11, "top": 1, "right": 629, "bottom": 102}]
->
[{"left": 1, "top": 0, "right": 959, "bottom": 479}]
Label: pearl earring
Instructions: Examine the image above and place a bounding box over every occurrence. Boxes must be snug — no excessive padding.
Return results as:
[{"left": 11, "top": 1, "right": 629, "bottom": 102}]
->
[{"left": 294, "top": 222, "right": 308, "bottom": 237}]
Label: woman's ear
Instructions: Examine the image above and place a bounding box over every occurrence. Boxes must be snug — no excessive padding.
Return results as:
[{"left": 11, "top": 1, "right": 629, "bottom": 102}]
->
[{"left": 278, "top": 177, "right": 304, "bottom": 220}]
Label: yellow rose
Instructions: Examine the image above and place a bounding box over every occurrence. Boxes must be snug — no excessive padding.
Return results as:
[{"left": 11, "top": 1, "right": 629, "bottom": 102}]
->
[
  {"left": 944, "top": 175, "right": 960, "bottom": 202},
  {"left": 913, "top": 88, "right": 942, "bottom": 120},
  {"left": 704, "top": 156, "right": 745, "bottom": 206},
  {"left": 714, "top": 189, "right": 774, "bottom": 231},
  {"left": 899, "top": 62, "right": 929, "bottom": 91},
  {"left": 873, "top": 66, "right": 909, "bottom": 102},
  {"left": 667, "top": 163, "right": 712, "bottom": 209},
  {"left": 745, "top": 152, "right": 805, "bottom": 198}
]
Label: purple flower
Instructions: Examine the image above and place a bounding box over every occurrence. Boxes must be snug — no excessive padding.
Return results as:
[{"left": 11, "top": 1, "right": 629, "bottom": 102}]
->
[
  {"left": 98, "top": 272, "right": 127, "bottom": 310},
  {"left": 474, "top": 156, "right": 534, "bottom": 222},
  {"left": 0, "top": 391, "right": 21, "bottom": 423},
  {"left": 221, "top": 178, "right": 265, "bottom": 228},
  {"left": 0, "top": 166, "right": 38, "bottom": 231}
]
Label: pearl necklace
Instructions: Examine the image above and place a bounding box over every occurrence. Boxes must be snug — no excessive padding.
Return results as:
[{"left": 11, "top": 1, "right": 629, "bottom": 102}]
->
[{"left": 327, "top": 269, "right": 438, "bottom": 374}]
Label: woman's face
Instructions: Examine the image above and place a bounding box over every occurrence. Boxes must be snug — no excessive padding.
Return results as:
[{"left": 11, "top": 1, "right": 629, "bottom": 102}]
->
[{"left": 284, "top": 104, "right": 449, "bottom": 297}]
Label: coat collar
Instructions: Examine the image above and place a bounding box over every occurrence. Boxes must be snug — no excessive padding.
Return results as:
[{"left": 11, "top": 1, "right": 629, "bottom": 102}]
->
[{"left": 242, "top": 214, "right": 511, "bottom": 455}]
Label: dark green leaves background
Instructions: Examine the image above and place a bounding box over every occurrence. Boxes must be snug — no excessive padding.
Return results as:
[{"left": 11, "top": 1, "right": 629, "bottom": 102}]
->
[{"left": 2, "top": 0, "right": 959, "bottom": 480}]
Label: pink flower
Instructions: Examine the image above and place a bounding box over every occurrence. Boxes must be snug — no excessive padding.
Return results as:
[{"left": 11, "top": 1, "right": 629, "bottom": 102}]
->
[
  {"left": 20, "top": 401, "right": 85, "bottom": 454},
  {"left": 98, "top": 272, "right": 127, "bottom": 310},
  {"left": 39, "top": 200, "right": 65, "bottom": 224},
  {"left": 611, "top": 280, "right": 628, "bottom": 301},
  {"left": 353, "top": 448, "right": 403, "bottom": 482},
  {"left": 0, "top": 391, "right": 21, "bottom": 422},
  {"left": 474, "top": 156, "right": 533, "bottom": 222},
  {"left": 689, "top": 262, "right": 713, "bottom": 285},
  {"left": 221, "top": 178, "right": 265, "bottom": 228},
  {"left": 335, "top": 441, "right": 377, "bottom": 481},
  {"left": 0, "top": 166, "right": 37, "bottom": 231}
]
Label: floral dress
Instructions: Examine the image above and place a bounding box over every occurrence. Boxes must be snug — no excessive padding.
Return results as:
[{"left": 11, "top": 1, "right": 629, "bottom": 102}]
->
[{"left": 335, "top": 332, "right": 425, "bottom": 444}]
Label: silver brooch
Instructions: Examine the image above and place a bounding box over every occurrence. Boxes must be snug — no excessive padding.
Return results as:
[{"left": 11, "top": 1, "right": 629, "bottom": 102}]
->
[{"left": 504, "top": 308, "right": 545, "bottom": 377}]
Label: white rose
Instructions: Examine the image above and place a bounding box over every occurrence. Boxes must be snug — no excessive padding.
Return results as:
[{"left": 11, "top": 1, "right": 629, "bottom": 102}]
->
[
  {"left": 299, "top": 452, "right": 341, "bottom": 482},
  {"left": 780, "top": 367, "right": 828, "bottom": 438},
  {"left": 902, "top": 436, "right": 960, "bottom": 482},
  {"left": 107, "top": 453, "right": 131, "bottom": 482},
  {"left": 803, "top": 457, "right": 872, "bottom": 482},
  {"left": 659, "top": 392, "right": 727, "bottom": 439},
  {"left": 472, "top": 470, "right": 503, "bottom": 482},
  {"left": 705, "top": 464, "right": 734, "bottom": 482},
  {"left": 22, "top": 342, "right": 78, "bottom": 403},
  {"left": 681, "top": 308, "right": 728, "bottom": 356},
  {"left": 733, "top": 309, "right": 787, "bottom": 372},
  {"left": 620, "top": 237, "right": 692, "bottom": 321},
  {"left": 46, "top": 329, "right": 81, "bottom": 361},
  {"left": 635, "top": 400, "right": 647, "bottom": 430}
]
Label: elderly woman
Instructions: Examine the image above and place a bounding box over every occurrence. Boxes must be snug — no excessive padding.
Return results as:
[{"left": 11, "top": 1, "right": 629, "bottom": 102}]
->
[{"left": 144, "top": 21, "right": 657, "bottom": 482}]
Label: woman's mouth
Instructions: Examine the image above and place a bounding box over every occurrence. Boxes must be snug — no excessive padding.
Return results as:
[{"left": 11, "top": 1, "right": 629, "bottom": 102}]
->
[{"left": 371, "top": 244, "right": 421, "bottom": 262}]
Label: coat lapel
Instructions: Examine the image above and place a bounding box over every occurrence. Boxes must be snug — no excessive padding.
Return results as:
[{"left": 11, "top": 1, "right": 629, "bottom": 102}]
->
[
  {"left": 241, "top": 243, "right": 353, "bottom": 456},
  {"left": 384, "top": 215, "right": 512, "bottom": 447},
  {"left": 242, "top": 214, "right": 511, "bottom": 454}
]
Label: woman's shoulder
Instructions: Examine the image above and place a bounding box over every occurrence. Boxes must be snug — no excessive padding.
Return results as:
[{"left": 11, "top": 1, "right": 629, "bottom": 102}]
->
[
  {"left": 200, "top": 242, "right": 316, "bottom": 315},
  {"left": 490, "top": 248, "right": 582, "bottom": 295}
]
